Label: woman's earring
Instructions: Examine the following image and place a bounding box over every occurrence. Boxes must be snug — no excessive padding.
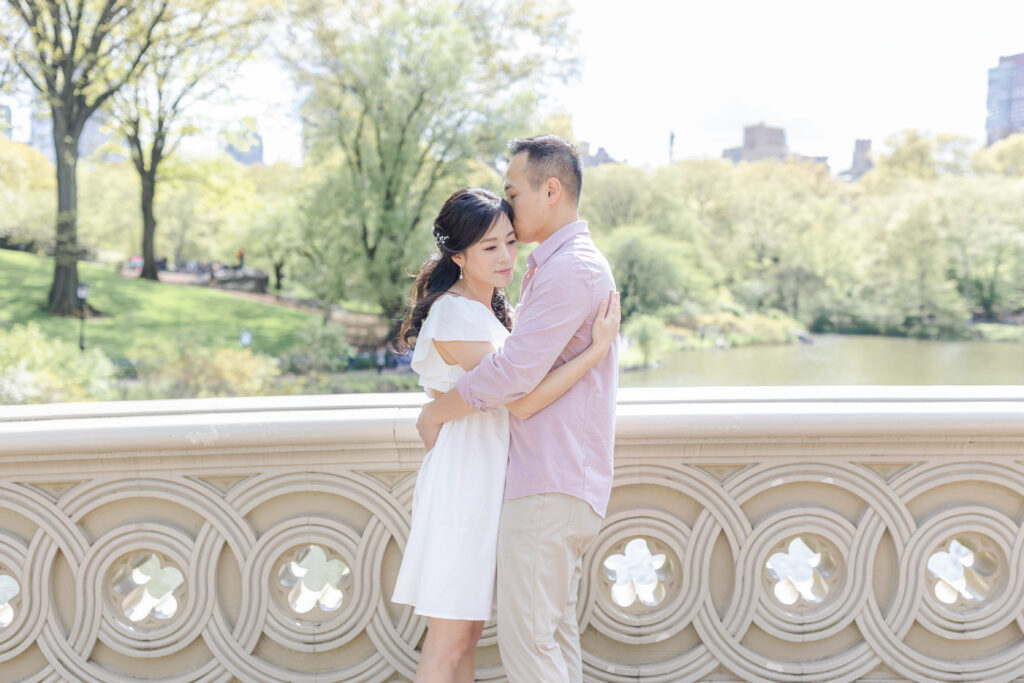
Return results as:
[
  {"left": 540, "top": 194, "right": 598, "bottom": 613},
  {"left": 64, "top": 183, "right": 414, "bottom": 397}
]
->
[{"left": 459, "top": 265, "right": 463, "bottom": 280}]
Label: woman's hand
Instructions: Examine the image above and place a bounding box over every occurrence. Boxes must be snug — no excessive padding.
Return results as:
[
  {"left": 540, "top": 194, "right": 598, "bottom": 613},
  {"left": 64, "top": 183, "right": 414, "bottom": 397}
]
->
[{"left": 590, "top": 290, "right": 621, "bottom": 357}]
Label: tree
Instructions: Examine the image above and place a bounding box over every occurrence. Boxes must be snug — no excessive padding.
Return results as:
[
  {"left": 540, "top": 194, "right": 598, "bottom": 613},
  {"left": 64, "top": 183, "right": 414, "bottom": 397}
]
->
[
  {"left": 0, "top": 136, "right": 54, "bottom": 250},
  {"left": 0, "top": 0, "right": 170, "bottom": 314},
  {"left": 155, "top": 154, "right": 258, "bottom": 268},
  {"left": 726, "top": 160, "right": 827, "bottom": 312},
  {"left": 860, "top": 192, "right": 968, "bottom": 337},
  {"left": 281, "top": 0, "right": 577, "bottom": 334},
  {"left": 581, "top": 164, "right": 651, "bottom": 233},
  {"left": 107, "top": 0, "right": 266, "bottom": 280},
  {"left": 974, "top": 133, "right": 1024, "bottom": 177},
  {"left": 601, "top": 225, "right": 711, "bottom": 322},
  {"left": 623, "top": 314, "right": 669, "bottom": 369},
  {"left": 245, "top": 162, "right": 303, "bottom": 291},
  {"left": 938, "top": 176, "right": 1024, "bottom": 319},
  {"left": 868, "top": 130, "right": 975, "bottom": 187}
]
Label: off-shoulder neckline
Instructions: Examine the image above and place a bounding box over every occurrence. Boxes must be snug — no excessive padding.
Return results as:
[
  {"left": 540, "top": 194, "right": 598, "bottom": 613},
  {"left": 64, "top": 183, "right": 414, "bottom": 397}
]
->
[{"left": 439, "top": 291, "right": 494, "bottom": 314}]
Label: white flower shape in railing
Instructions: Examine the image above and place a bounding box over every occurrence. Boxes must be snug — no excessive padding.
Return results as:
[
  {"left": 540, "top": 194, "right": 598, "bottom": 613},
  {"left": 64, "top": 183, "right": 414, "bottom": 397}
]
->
[
  {"left": 0, "top": 574, "right": 20, "bottom": 628},
  {"left": 113, "top": 554, "right": 185, "bottom": 622},
  {"left": 766, "top": 537, "right": 834, "bottom": 606},
  {"left": 278, "top": 545, "right": 350, "bottom": 614},
  {"left": 603, "top": 538, "right": 668, "bottom": 608},
  {"left": 927, "top": 539, "right": 995, "bottom": 605}
]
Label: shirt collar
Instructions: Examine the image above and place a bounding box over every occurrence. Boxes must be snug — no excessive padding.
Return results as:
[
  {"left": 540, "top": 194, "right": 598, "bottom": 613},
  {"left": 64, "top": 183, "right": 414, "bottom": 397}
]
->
[{"left": 527, "top": 220, "right": 589, "bottom": 269}]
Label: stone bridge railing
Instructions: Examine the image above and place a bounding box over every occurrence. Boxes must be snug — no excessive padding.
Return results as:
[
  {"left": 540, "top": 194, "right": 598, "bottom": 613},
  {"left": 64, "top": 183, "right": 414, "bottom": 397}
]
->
[{"left": 2, "top": 387, "right": 1024, "bottom": 682}]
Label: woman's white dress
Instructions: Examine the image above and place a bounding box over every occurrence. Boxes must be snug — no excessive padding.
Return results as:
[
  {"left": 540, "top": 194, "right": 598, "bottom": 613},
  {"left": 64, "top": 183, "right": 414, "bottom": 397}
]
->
[{"left": 392, "top": 294, "right": 511, "bottom": 621}]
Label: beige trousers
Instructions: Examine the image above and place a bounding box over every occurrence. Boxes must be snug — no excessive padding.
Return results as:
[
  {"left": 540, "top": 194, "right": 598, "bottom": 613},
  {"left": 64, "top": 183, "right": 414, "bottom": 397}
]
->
[{"left": 496, "top": 493, "right": 603, "bottom": 683}]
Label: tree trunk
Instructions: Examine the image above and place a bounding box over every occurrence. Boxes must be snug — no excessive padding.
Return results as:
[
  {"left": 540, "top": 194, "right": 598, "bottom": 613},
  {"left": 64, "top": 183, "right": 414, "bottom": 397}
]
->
[
  {"left": 47, "top": 118, "right": 83, "bottom": 316},
  {"left": 273, "top": 261, "right": 284, "bottom": 290},
  {"left": 140, "top": 170, "right": 159, "bottom": 280}
]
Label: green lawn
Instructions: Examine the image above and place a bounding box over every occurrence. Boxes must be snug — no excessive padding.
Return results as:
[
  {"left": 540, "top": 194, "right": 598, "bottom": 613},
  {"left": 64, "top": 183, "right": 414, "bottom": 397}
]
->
[{"left": 0, "top": 250, "right": 324, "bottom": 360}]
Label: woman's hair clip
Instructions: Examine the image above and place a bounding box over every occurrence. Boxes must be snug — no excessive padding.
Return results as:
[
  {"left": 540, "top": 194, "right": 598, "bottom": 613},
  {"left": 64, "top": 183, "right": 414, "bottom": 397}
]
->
[{"left": 433, "top": 228, "right": 450, "bottom": 251}]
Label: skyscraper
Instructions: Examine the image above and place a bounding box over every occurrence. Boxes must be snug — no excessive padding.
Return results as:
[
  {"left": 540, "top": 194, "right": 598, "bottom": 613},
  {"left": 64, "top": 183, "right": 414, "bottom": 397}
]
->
[{"left": 986, "top": 52, "right": 1024, "bottom": 145}]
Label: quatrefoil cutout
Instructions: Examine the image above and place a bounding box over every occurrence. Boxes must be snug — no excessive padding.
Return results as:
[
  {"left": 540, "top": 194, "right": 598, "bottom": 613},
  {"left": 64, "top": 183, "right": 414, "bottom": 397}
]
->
[
  {"left": 603, "top": 538, "right": 668, "bottom": 608},
  {"left": 927, "top": 539, "right": 996, "bottom": 605},
  {"left": 766, "top": 537, "right": 835, "bottom": 606},
  {"left": 112, "top": 554, "right": 185, "bottom": 622},
  {"left": 278, "top": 545, "right": 350, "bottom": 614}
]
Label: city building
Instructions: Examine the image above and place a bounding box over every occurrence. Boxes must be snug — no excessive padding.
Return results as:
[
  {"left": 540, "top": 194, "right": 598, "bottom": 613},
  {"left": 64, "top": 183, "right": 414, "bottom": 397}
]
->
[
  {"left": 986, "top": 52, "right": 1024, "bottom": 145},
  {"left": 722, "top": 123, "right": 789, "bottom": 163},
  {"left": 578, "top": 140, "right": 619, "bottom": 168},
  {"left": 722, "top": 122, "right": 828, "bottom": 169},
  {"left": 839, "top": 139, "right": 873, "bottom": 182}
]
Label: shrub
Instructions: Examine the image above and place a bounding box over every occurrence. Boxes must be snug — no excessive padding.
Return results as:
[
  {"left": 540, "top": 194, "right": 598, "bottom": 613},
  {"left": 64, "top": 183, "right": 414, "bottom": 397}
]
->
[
  {"left": 0, "top": 323, "right": 116, "bottom": 404},
  {"left": 130, "top": 339, "right": 281, "bottom": 398},
  {"left": 284, "top": 319, "right": 353, "bottom": 373}
]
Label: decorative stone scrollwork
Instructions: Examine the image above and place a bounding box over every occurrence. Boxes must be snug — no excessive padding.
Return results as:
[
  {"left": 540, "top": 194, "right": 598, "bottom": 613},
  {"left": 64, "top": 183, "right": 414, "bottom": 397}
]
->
[
  {"left": 4, "top": 393, "right": 1024, "bottom": 681},
  {"left": 0, "top": 573, "right": 18, "bottom": 628}
]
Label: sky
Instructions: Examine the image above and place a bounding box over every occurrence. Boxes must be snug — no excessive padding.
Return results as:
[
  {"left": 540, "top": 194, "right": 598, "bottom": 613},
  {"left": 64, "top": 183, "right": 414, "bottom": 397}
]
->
[
  {"left": 4, "top": 1, "right": 1024, "bottom": 173},
  {"left": 557, "top": 0, "right": 1024, "bottom": 170}
]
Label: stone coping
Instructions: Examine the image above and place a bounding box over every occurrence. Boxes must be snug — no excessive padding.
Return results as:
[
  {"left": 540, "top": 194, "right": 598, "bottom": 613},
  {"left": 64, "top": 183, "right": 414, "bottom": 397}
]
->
[{"left": 2, "top": 387, "right": 1024, "bottom": 460}]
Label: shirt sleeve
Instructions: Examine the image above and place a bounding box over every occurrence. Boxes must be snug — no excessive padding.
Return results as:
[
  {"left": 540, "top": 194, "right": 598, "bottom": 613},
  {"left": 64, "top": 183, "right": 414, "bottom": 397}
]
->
[{"left": 456, "top": 255, "right": 595, "bottom": 411}]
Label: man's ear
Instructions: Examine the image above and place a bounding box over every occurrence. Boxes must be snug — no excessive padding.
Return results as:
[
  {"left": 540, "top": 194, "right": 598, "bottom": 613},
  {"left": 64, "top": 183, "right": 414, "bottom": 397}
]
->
[{"left": 545, "top": 176, "right": 562, "bottom": 204}]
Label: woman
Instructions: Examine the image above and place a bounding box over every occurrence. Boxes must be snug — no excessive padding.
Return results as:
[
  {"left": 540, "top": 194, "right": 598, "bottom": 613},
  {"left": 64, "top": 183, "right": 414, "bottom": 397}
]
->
[{"left": 392, "top": 187, "right": 619, "bottom": 682}]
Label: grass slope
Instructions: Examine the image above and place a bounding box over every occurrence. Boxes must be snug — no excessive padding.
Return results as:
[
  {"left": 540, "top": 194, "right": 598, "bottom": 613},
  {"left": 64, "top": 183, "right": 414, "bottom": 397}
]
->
[{"left": 0, "top": 250, "right": 323, "bottom": 359}]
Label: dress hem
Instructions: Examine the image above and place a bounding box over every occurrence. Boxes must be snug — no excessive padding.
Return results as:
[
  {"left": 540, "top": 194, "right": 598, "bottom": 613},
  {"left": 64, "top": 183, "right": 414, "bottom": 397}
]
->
[{"left": 391, "top": 597, "right": 493, "bottom": 622}]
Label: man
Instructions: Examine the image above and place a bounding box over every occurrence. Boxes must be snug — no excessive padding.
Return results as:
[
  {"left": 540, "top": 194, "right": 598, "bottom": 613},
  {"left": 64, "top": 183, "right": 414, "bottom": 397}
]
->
[{"left": 417, "top": 134, "right": 618, "bottom": 682}]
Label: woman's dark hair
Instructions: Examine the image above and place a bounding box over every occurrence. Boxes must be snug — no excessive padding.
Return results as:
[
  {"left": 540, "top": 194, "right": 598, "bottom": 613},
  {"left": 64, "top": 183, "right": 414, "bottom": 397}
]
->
[{"left": 396, "top": 188, "right": 515, "bottom": 352}]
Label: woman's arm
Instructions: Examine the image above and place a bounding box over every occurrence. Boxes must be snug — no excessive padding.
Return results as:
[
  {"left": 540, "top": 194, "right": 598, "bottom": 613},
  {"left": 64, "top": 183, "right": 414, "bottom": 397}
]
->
[
  {"left": 506, "top": 291, "right": 620, "bottom": 420},
  {"left": 432, "top": 291, "right": 620, "bottom": 422}
]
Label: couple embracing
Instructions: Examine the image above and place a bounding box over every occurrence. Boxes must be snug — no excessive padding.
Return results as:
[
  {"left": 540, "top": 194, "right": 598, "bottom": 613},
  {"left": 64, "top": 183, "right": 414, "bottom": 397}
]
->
[{"left": 391, "top": 134, "right": 620, "bottom": 682}]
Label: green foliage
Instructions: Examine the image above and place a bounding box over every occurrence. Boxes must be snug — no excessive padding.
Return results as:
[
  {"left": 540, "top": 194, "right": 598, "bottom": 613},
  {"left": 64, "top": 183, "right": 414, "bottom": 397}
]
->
[
  {"left": 77, "top": 161, "right": 141, "bottom": 261},
  {"left": 622, "top": 314, "right": 670, "bottom": 369},
  {"left": 973, "top": 323, "right": 1024, "bottom": 343},
  {"left": 601, "top": 225, "right": 712, "bottom": 321},
  {"left": 0, "top": 323, "right": 116, "bottom": 404},
  {"left": 284, "top": 319, "right": 353, "bottom": 373},
  {"left": 973, "top": 133, "right": 1024, "bottom": 177},
  {"left": 0, "top": 138, "right": 54, "bottom": 249},
  {"left": 282, "top": 0, "right": 578, "bottom": 329},
  {"left": 686, "top": 310, "right": 801, "bottom": 348},
  {"left": 582, "top": 165, "right": 653, "bottom": 232},
  {"left": 130, "top": 339, "right": 280, "bottom": 398},
  {"left": 155, "top": 155, "right": 261, "bottom": 266}
]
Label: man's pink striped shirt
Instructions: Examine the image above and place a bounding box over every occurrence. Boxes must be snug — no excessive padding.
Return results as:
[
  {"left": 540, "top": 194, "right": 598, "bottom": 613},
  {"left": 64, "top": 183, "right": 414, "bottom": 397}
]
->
[{"left": 456, "top": 221, "right": 618, "bottom": 517}]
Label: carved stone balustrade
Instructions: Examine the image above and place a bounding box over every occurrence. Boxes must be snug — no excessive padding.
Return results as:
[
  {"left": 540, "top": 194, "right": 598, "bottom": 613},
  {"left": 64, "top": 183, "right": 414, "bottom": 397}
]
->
[{"left": 2, "top": 387, "right": 1024, "bottom": 681}]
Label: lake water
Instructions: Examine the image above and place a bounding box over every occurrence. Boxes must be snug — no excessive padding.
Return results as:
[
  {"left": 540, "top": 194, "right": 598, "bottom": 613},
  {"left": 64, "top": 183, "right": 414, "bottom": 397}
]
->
[{"left": 618, "top": 334, "right": 1024, "bottom": 387}]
